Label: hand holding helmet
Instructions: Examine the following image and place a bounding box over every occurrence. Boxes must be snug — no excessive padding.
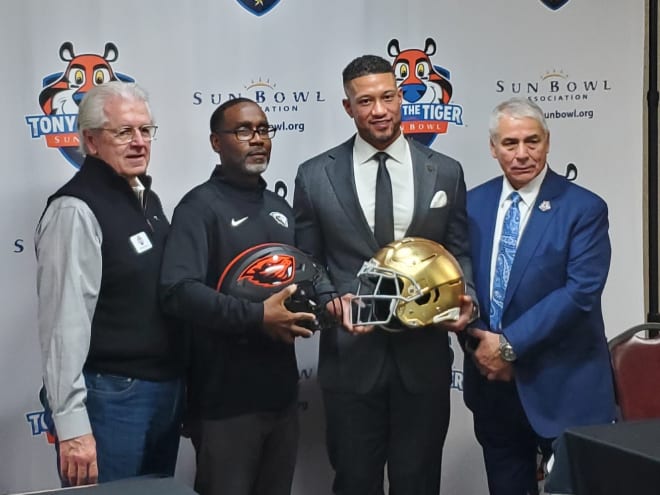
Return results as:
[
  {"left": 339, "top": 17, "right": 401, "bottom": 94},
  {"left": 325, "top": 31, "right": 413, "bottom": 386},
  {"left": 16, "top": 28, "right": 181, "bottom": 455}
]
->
[
  {"left": 262, "top": 284, "right": 314, "bottom": 343},
  {"left": 325, "top": 294, "right": 375, "bottom": 334},
  {"left": 217, "top": 243, "right": 337, "bottom": 341}
]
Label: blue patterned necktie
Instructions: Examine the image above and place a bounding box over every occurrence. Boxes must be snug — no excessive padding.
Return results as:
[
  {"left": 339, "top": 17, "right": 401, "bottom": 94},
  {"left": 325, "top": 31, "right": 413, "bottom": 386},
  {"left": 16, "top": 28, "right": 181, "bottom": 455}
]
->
[{"left": 490, "top": 192, "right": 522, "bottom": 331}]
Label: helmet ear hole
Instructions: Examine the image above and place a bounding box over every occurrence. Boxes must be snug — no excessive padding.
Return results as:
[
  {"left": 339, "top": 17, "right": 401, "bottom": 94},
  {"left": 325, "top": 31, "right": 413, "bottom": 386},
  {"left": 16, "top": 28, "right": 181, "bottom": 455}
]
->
[{"left": 415, "top": 293, "right": 431, "bottom": 305}]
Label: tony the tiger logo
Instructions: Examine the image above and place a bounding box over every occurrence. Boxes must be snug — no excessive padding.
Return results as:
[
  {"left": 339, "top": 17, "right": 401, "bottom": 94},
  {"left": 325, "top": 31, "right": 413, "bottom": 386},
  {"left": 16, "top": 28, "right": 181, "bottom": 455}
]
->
[
  {"left": 25, "top": 410, "right": 56, "bottom": 444},
  {"left": 239, "top": 254, "right": 296, "bottom": 287},
  {"left": 388, "top": 38, "right": 464, "bottom": 146},
  {"left": 25, "top": 42, "right": 134, "bottom": 169}
]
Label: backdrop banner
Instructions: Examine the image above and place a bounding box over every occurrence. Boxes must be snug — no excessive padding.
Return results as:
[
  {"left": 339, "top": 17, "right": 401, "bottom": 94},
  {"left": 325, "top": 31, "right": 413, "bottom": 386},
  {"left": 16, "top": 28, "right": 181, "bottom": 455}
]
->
[{"left": 1, "top": 1, "right": 644, "bottom": 494}]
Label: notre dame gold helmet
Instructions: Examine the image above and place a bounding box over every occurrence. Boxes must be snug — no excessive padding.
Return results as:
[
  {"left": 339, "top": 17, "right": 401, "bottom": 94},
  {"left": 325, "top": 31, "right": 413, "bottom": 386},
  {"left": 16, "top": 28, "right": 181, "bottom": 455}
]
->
[{"left": 351, "top": 237, "right": 465, "bottom": 331}]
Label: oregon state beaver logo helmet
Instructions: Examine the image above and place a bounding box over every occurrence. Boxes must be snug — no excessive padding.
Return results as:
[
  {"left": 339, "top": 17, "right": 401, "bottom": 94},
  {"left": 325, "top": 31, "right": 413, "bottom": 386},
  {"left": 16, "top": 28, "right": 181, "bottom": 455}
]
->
[
  {"left": 351, "top": 237, "right": 465, "bottom": 332},
  {"left": 217, "top": 243, "right": 336, "bottom": 331}
]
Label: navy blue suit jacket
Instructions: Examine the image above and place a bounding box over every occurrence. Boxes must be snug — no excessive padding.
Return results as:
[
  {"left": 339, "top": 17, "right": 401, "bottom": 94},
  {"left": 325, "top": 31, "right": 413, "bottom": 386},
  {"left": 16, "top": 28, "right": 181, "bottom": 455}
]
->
[{"left": 464, "top": 168, "right": 616, "bottom": 438}]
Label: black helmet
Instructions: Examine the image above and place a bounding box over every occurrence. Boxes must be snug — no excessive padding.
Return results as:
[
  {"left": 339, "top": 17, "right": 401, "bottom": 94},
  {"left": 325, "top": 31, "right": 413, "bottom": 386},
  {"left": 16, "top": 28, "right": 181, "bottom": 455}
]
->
[{"left": 217, "top": 243, "right": 336, "bottom": 331}]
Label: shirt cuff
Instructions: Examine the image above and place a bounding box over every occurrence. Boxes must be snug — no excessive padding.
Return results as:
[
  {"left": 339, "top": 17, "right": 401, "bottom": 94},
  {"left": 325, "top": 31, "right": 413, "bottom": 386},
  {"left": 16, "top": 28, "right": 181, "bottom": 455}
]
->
[{"left": 53, "top": 408, "right": 92, "bottom": 441}]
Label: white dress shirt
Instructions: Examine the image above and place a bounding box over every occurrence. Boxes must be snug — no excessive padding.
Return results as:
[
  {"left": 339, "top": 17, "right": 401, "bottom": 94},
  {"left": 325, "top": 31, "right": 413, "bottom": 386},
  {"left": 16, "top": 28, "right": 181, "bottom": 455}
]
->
[{"left": 352, "top": 132, "right": 414, "bottom": 241}]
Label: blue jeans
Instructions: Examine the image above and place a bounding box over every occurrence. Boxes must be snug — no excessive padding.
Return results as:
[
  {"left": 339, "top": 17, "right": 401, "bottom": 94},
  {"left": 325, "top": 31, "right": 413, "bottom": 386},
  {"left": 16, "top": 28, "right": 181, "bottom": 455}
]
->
[
  {"left": 84, "top": 372, "right": 183, "bottom": 482},
  {"left": 42, "top": 373, "right": 183, "bottom": 484}
]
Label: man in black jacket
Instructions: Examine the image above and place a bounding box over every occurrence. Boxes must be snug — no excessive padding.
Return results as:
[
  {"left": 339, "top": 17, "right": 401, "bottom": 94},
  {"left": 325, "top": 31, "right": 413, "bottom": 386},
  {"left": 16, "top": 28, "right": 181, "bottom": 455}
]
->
[
  {"left": 160, "top": 97, "right": 314, "bottom": 495},
  {"left": 36, "top": 81, "right": 183, "bottom": 486}
]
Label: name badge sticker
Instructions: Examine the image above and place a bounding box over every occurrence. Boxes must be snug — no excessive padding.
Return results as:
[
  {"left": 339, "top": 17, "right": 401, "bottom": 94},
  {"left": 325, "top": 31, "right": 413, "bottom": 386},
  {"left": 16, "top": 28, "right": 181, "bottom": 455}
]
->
[{"left": 129, "top": 231, "right": 153, "bottom": 254}]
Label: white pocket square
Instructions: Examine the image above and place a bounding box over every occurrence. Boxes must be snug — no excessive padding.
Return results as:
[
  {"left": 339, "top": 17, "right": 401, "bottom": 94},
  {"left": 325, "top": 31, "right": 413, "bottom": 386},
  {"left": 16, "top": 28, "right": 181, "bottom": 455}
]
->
[{"left": 429, "top": 190, "right": 447, "bottom": 208}]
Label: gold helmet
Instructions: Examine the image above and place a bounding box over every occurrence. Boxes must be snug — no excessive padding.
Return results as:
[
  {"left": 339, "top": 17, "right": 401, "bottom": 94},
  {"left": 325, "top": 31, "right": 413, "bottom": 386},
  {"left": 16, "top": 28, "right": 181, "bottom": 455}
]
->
[{"left": 351, "top": 237, "right": 465, "bottom": 331}]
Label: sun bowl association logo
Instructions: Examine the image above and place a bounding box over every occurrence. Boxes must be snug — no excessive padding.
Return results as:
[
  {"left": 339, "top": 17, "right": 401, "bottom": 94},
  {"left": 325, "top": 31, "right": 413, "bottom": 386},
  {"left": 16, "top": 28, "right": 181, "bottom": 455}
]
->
[
  {"left": 192, "top": 77, "right": 320, "bottom": 140},
  {"left": 495, "top": 69, "right": 609, "bottom": 123},
  {"left": 236, "top": 0, "right": 281, "bottom": 16},
  {"left": 387, "top": 38, "right": 464, "bottom": 146},
  {"left": 24, "top": 42, "right": 135, "bottom": 169}
]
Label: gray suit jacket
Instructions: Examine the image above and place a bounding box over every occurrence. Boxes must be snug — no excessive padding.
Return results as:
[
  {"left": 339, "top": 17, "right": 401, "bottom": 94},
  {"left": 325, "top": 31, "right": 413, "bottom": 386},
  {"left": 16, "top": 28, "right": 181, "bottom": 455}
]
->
[{"left": 294, "top": 136, "right": 475, "bottom": 394}]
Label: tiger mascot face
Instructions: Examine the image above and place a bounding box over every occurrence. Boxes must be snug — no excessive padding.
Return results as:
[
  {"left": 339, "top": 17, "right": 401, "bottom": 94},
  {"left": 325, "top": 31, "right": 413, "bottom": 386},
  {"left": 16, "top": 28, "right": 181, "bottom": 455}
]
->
[
  {"left": 38, "top": 42, "right": 133, "bottom": 167},
  {"left": 388, "top": 37, "right": 453, "bottom": 106},
  {"left": 387, "top": 37, "right": 457, "bottom": 146}
]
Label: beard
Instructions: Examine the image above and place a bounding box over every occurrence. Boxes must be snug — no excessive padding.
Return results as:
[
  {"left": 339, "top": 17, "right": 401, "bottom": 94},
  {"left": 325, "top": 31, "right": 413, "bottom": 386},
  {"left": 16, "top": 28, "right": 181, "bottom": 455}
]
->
[{"left": 244, "top": 161, "right": 268, "bottom": 175}]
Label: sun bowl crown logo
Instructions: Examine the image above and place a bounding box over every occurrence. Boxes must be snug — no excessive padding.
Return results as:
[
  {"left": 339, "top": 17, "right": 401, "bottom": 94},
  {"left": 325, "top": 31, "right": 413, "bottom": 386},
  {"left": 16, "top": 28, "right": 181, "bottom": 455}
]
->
[
  {"left": 388, "top": 38, "right": 464, "bottom": 146},
  {"left": 236, "top": 0, "right": 281, "bottom": 16},
  {"left": 25, "top": 42, "right": 134, "bottom": 169}
]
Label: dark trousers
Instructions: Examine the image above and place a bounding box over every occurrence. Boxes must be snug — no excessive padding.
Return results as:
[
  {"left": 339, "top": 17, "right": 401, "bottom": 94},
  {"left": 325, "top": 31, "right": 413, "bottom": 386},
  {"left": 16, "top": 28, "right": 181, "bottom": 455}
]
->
[
  {"left": 323, "top": 352, "right": 450, "bottom": 495},
  {"left": 472, "top": 379, "right": 553, "bottom": 495},
  {"left": 193, "top": 404, "right": 299, "bottom": 495}
]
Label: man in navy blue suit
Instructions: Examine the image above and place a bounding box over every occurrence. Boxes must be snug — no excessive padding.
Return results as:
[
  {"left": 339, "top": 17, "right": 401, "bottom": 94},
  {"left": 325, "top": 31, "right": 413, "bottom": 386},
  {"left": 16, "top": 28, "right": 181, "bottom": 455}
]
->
[{"left": 464, "top": 97, "right": 616, "bottom": 495}]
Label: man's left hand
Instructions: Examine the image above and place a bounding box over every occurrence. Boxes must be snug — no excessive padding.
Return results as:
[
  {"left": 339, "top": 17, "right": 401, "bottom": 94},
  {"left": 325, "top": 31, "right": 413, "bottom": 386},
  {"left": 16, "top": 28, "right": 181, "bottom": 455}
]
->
[
  {"left": 436, "top": 295, "right": 475, "bottom": 333},
  {"left": 469, "top": 327, "right": 514, "bottom": 381},
  {"left": 325, "top": 294, "right": 374, "bottom": 334}
]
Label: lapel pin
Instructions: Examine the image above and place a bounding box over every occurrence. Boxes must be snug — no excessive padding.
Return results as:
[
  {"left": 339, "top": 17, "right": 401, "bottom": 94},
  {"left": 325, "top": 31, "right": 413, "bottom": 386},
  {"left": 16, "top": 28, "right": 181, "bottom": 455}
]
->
[{"left": 539, "top": 200, "right": 551, "bottom": 212}]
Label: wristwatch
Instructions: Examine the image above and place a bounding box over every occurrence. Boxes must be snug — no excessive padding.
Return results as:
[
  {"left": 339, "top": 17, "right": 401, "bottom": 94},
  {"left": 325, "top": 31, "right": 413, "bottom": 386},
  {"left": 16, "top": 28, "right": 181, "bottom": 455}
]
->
[{"left": 499, "top": 334, "right": 517, "bottom": 362}]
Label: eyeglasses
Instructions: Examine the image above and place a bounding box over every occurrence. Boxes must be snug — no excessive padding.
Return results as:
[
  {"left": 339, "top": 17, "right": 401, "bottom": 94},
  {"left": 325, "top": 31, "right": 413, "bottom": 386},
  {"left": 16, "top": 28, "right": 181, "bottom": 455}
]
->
[
  {"left": 98, "top": 125, "right": 158, "bottom": 144},
  {"left": 215, "top": 125, "right": 276, "bottom": 141}
]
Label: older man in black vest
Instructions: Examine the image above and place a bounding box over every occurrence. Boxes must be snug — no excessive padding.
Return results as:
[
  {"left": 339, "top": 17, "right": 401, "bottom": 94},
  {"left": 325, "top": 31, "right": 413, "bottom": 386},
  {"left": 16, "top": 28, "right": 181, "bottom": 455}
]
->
[{"left": 36, "top": 81, "right": 183, "bottom": 487}]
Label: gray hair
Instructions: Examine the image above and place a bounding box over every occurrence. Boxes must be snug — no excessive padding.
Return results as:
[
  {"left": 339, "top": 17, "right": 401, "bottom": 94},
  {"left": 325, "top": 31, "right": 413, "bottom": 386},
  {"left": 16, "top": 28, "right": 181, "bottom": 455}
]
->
[
  {"left": 77, "top": 81, "right": 153, "bottom": 155},
  {"left": 489, "top": 97, "right": 548, "bottom": 141}
]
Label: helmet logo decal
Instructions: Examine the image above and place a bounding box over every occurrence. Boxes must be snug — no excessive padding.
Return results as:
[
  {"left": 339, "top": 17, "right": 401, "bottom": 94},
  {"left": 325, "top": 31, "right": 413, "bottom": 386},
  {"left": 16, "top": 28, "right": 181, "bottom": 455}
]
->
[{"left": 239, "top": 254, "right": 295, "bottom": 287}]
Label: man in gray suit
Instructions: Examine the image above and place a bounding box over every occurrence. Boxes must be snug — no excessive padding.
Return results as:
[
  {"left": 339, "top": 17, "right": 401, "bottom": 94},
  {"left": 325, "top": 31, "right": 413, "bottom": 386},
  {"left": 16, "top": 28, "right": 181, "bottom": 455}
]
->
[{"left": 293, "top": 55, "right": 478, "bottom": 495}]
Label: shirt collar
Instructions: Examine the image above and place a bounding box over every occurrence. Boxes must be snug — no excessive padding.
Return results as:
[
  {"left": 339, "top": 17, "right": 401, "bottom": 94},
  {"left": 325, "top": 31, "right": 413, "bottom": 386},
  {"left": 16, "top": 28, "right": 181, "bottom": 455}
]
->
[
  {"left": 131, "top": 177, "right": 145, "bottom": 191},
  {"left": 500, "top": 164, "right": 548, "bottom": 208},
  {"left": 354, "top": 131, "right": 408, "bottom": 166}
]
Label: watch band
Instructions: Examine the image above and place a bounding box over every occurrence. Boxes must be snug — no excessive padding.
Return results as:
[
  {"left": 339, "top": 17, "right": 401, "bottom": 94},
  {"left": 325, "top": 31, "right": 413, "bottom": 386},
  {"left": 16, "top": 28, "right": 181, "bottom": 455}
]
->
[{"left": 499, "top": 334, "right": 517, "bottom": 362}]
